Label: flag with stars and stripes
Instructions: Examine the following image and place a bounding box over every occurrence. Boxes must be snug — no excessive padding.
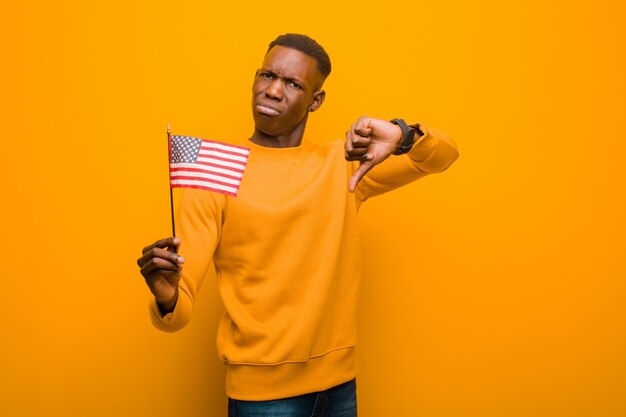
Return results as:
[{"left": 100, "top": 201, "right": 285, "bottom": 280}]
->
[{"left": 169, "top": 135, "right": 250, "bottom": 196}]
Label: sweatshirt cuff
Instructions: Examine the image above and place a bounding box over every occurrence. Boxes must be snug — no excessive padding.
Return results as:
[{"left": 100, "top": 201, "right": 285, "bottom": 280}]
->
[
  {"left": 148, "top": 290, "right": 192, "bottom": 332},
  {"left": 406, "top": 122, "right": 458, "bottom": 173}
]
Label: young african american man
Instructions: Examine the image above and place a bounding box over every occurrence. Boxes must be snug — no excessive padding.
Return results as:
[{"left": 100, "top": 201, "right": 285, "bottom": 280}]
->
[{"left": 137, "top": 33, "right": 459, "bottom": 417}]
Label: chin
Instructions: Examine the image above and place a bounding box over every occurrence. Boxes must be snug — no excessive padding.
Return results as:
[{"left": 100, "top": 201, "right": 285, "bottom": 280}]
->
[{"left": 253, "top": 116, "right": 284, "bottom": 136}]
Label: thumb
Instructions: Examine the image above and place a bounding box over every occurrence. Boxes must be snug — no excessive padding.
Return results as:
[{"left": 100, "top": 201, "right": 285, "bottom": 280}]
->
[
  {"left": 349, "top": 158, "right": 374, "bottom": 193},
  {"left": 167, "top": 238, "right": 181, "bottom": 254}
]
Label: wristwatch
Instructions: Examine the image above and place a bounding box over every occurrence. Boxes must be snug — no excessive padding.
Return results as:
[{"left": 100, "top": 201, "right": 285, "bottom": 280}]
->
[{"left": 390, "top": 118, "right": 416, "bottom": 155}]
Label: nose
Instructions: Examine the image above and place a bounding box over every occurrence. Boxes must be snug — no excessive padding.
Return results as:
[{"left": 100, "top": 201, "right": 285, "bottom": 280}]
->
[{"left": 265, "top": 78, "right": 283, "bottom": 101}]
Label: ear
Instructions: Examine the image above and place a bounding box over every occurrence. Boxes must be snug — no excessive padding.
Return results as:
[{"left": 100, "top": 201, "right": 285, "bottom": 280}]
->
[{"left": 308, "top": 90, "right": 326, "bottom": 112}]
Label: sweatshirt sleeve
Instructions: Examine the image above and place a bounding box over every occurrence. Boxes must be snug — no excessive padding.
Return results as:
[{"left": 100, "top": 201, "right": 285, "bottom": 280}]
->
[
  {"left": 149, "top": 188, "right": 226, "bottom": 332},
  {"left": 354, "top": 122, "right": 459, "bottom": 205}
]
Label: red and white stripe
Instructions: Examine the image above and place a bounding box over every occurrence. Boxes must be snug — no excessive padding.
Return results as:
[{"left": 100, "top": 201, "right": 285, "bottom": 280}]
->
[{"left": 170, "top": 139, "right": 250, "bottom": 196}]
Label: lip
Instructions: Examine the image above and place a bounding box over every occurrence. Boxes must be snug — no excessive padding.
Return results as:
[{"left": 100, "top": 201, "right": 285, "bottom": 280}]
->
[{"left": 256, "top": 103, "right": 281, "bottom": 116}]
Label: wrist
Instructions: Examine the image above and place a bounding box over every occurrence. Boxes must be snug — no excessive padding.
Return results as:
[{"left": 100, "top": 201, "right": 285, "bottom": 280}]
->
[
  {"left": 408, "top": 122, "right": 424, "bottom": 141},
  {"left": 392, "top": 124, "right": 403, "bottom": 153},
  {"left": 156, "top": 288, "right": 179, "bottom": 316},
  {"left": 390, "top": 118, "right": 416, "bottom": 155}
]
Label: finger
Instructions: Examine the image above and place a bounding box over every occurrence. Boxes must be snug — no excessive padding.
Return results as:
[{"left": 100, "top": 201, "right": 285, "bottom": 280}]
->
[
  {"left": 344, "top": 148, "right": 369, "bottom": 161},
  {"left": 349, "top": 158, "right": 375, "bottom": 193},
  {"left": 137, "top": 246, "right": 185, "bottom": 268},
  {"left": 141, "top": 256, "right": 182, "bottom": 278},
  {"left": 353, "top": 116, "right": 373, "bottom": 137},
  {"left": 350, "top": 132, "right": 370, "bottom": 148},
  {"left": 141, "top": 253, "right": 182, "bottom": 274},
  {"left": 345, "top": 146, "right": 370, "bottom": 160},
  {"left": 344, "top": 129, "right": 354, "bottom": 155},
  {"left": 140, "top": 246, "right": 185, "bottom": 266},
  {"left": 145, "top": 268, "right": 182, "bottom": 285},
  {"left": 344, "top": 124, "right": 360, "bottom": 158},
  {"left": 347, "top": 122, "right": 368, "bottom": 148},
  {"left": 354, "top": 125, "right": 373, "bottom": 138},
  {"left": 142, "top": 237, "right": 181, "bottom": 255}
]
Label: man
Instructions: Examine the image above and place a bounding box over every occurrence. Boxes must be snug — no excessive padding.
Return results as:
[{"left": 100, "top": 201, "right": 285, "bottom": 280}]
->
[{"left": 137, "top": 33, "right": 458, "bottom": 416}]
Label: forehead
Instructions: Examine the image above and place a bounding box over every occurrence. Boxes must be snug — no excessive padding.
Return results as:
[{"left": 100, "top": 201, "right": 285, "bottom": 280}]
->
[{"left": 261, "top": 46, "right": 322, "bottom": 85}]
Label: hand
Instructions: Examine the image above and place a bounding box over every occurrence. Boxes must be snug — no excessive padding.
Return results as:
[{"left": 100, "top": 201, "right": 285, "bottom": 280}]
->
[
  {"left": 345, "top": 116, "right": 404, "bottom": 192},
  {"left": 137, "top": 237, "right": 184, "bottom": 312}
]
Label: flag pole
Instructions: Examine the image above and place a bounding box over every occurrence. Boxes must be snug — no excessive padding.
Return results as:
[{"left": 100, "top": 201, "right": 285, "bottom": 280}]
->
[{"left": 167, "top": 123, "right": 176, "bottom": 240}]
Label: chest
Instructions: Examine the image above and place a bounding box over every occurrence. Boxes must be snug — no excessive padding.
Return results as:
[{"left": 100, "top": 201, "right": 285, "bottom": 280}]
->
[{"left": 223, "top": 149, "right": 348, "bottom": 234}]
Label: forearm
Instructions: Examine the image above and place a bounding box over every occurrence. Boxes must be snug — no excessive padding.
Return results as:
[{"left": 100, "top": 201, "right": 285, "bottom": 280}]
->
[
  {"left": 353, "top": 122, "right": 459, "bottom": 202},
  {"left": 406, "top": 122, "right": 459, "bottom": 173},
  {"left": 149, "top": 188, "right": 224, "bottom": 332},
  {"left": 156, "top": 287, "right": 179, "bottom": 316}
]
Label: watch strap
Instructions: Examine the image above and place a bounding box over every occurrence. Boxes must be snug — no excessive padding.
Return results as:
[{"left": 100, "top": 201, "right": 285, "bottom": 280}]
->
[{"left": 390, "top": 118, "right": 416, "bottom": 155}]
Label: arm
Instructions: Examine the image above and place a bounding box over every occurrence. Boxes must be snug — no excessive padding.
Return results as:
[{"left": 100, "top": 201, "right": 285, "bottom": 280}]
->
[
  {"left": 137, "top": 188, "right": 225, "bottom": 332},
  {"left": 345, "top": 116, "right": 459, "bottom": 204}
]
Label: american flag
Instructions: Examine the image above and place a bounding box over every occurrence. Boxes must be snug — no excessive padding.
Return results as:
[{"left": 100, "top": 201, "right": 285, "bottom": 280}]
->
[{"left": 169, "top": 135, "right": 250, "bottom": 196}]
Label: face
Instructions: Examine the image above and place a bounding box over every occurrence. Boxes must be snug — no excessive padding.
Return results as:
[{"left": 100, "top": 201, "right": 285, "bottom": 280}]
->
[{"left": 251, "top": 46, "right": 325, "bottom": 137}]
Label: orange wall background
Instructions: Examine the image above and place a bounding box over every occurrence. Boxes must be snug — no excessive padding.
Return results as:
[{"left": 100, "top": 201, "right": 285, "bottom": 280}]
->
[{"left": 1, "top": 1, "right": 624, "bottom": 416}]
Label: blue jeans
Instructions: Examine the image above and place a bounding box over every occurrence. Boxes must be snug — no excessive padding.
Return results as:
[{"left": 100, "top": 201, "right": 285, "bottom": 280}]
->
[{"left": 228, "top": 378, "right": 357, "bottom": 417}]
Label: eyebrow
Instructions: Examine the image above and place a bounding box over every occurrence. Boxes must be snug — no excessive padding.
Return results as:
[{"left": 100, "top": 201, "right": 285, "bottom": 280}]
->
[{"left": 259, "top": 68, "right": 306, "bottom": 87}]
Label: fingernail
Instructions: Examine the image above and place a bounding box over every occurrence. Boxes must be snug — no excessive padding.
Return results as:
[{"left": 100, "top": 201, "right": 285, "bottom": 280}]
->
[
  {"left": 177, "top": 256, "right": 185, "bottom": 264},
  {"left": 173, "top": 238, "right": 180, "bottom": 244}
]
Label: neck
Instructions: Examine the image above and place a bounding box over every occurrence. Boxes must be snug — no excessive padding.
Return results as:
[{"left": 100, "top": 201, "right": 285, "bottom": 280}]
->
[{"left": 249, "top": 115, "right": 308, "bottom": 148}]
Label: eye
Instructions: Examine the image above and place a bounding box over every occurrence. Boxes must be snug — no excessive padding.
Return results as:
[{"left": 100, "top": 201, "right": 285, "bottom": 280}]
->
[
  {"left": 259, "top": 72, "right": 274, "bottom": 80},
  {"left": 287, "top": 80, "right": 301, "bottom": 89}
]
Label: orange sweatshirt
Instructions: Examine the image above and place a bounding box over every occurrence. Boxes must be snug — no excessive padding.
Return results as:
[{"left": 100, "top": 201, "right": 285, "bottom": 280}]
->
[{"left": 150, "top": 123, "right": 458, "bottom": 400}]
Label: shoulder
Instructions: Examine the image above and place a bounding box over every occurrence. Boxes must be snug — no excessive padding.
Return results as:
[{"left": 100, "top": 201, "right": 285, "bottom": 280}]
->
[{"left": 179, "top": 186, "right": 228, "bottom": 214}]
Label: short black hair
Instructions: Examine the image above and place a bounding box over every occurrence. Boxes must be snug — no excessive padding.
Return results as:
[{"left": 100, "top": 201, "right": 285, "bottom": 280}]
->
[{"left": 267, "top": 33, "right": 331, "bottom": 80}]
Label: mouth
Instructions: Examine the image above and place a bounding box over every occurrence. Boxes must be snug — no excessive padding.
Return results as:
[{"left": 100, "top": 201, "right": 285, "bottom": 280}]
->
[{"left": 256, "top": 103, "right": 281, "bottom": 116}]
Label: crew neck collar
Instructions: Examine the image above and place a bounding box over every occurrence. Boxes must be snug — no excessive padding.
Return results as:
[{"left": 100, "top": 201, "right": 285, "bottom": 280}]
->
[{"left": 247, "top": 139, "right": 307, "bottom": 160}]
